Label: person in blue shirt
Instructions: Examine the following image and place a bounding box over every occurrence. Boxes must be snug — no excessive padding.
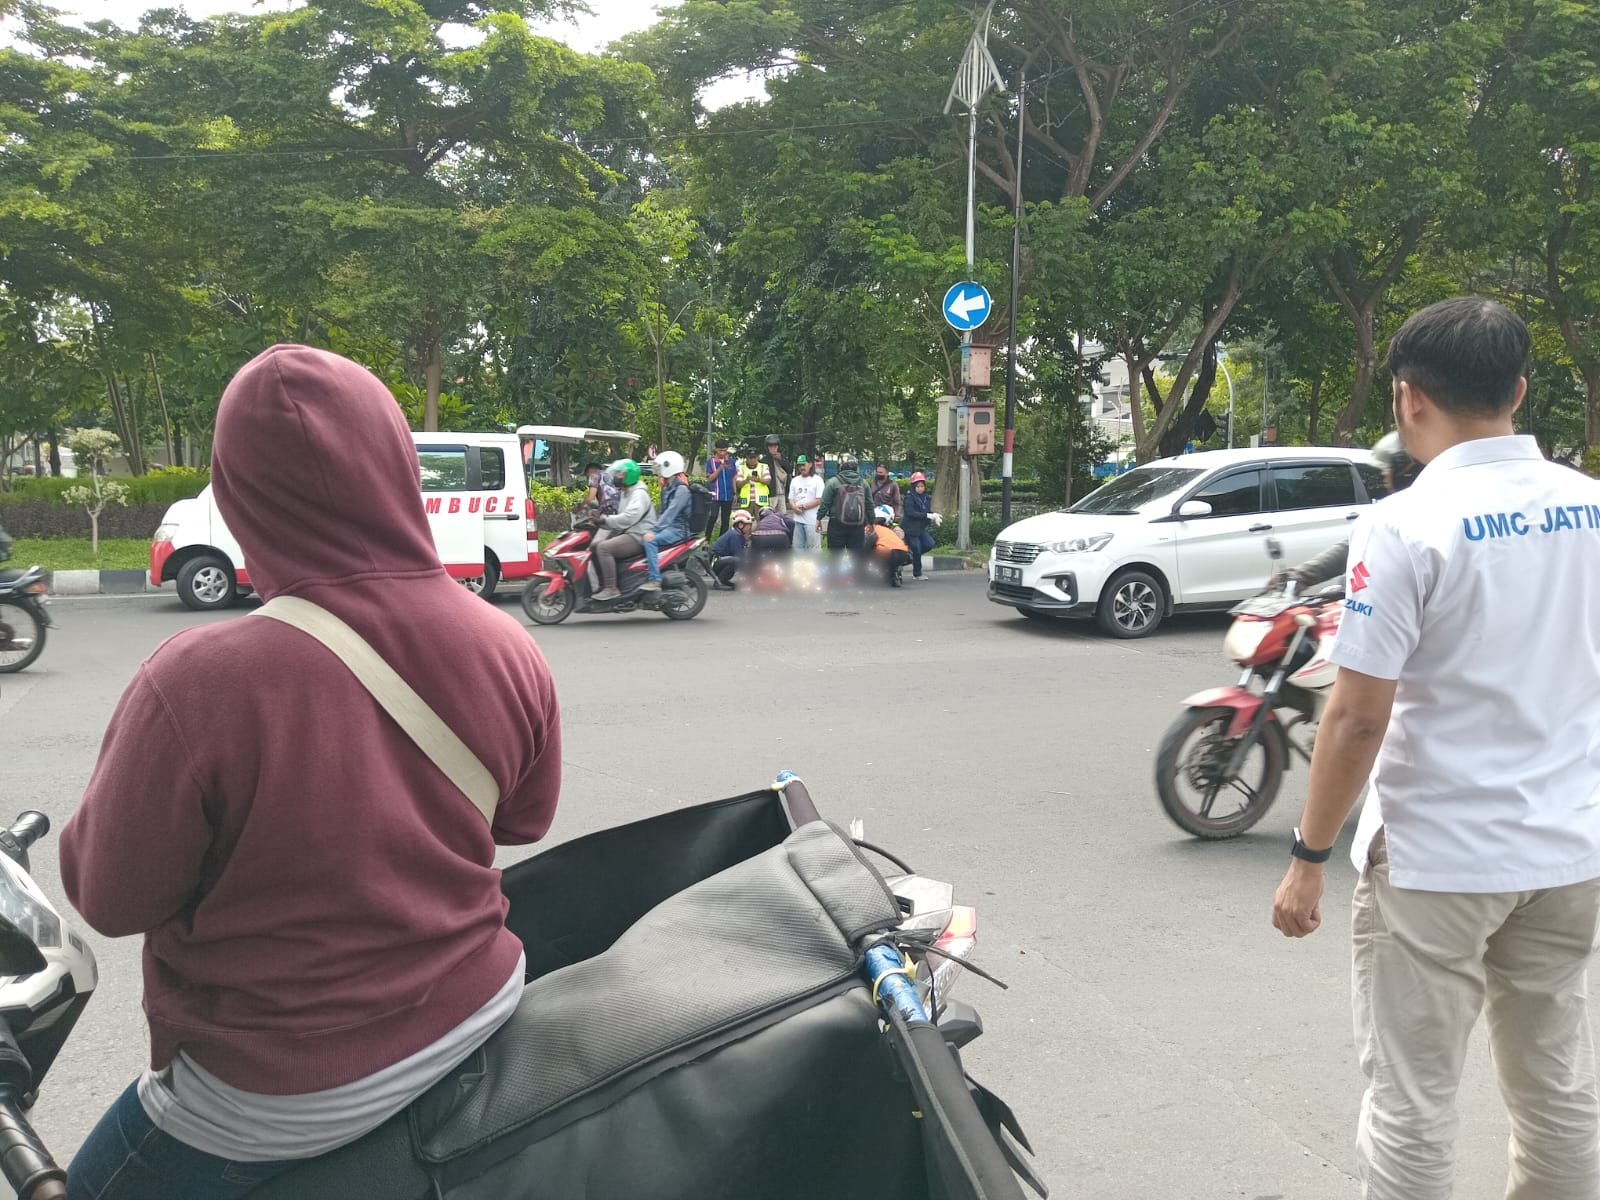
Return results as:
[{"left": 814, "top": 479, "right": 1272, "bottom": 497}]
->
[
  {"left": 709, "top": 509, "right": 752, "bottom": 588},
  {"left": 643, "top": 451, "right": 693, "bottom": 592},
  {"left": 704, "top": 439, "right": 738, "bottom": 540}
]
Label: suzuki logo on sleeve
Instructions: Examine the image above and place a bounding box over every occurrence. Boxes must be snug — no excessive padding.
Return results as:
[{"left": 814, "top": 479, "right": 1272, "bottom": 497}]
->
[{"left": 1350, "top": 561, "right": 1370, "bottom": 592}]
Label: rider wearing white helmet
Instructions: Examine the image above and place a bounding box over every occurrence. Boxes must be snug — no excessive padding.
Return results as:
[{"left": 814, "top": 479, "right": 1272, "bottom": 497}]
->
[{"left": 642, "top": 450, "right": 692, "bottom": 593}]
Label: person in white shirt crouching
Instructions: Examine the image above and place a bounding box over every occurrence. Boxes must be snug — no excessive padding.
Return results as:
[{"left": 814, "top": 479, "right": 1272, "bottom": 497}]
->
[{"left": 1271, "top": 296, "right": 1600, "bottom": 1200}]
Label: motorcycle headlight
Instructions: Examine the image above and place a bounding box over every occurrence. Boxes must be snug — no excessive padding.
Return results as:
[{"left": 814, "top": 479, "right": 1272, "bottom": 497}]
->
[
  {"left": 1224, "top": 619, "right": 1273, "bottom": 663},
  {"left": 0, "top": 853, "right": 61, "bottom": 954},
  {"left": 1043, "top": 533, "right": 1112, "bottom": 554}
]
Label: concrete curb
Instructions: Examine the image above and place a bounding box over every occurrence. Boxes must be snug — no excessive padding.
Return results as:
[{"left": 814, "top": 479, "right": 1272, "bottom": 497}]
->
[
  {"left": 42, "top": 569, "right": 168, "bottom": 597},
  {"left": 927, "top": 555, "right": 974, "bottom": 571}
]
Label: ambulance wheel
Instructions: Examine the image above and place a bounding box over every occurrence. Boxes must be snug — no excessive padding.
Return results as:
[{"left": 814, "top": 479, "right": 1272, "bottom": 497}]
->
[
  {"left": 459, "top": 554, "right": 500, "bottom": 599},
  {"left": 177, "top": 555, "right": 238, "bottom": 612}
]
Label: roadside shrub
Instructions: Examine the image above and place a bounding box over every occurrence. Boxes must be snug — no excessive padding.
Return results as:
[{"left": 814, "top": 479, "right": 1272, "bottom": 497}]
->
[
  {"left": 7, "top": 466, "right": 209, "bottom": 506},
  {"left": 1583, "top": 445, "right": 1600, "bottom": 480}
]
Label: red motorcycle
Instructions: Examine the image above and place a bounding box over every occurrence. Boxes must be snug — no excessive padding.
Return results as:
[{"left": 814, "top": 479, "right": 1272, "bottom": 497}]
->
[
  {"left": 520, "top": 525, "right": 709, "bottom": 625},
  {"left": 1154, "top": 539, "right": 1344, "bottom": 838}
]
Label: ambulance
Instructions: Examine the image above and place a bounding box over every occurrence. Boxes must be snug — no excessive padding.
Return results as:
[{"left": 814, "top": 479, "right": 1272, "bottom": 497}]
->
[{"left": 150, "top": 431, "right": 541, "bottom": 611}]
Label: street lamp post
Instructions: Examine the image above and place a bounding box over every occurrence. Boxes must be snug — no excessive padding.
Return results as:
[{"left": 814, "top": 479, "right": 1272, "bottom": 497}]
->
[{"left": 1217, "top": 350, "right": 1236, "bottom": 448}]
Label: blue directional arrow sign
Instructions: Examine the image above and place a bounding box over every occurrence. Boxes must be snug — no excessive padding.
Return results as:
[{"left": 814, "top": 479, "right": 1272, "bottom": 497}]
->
[{"left": 942, "top": 282, "right": 992, "bottom": 332}]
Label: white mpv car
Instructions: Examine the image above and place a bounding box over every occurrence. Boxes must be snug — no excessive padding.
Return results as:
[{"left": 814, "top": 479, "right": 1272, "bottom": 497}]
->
[{"left": 987, "top": 447, "right": 1383, "bottom": 638}]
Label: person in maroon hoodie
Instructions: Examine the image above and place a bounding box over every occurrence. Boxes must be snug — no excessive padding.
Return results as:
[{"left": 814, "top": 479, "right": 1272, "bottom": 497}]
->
[{"left": 60, "top": 345, "right": 562, "bottom": 1199}]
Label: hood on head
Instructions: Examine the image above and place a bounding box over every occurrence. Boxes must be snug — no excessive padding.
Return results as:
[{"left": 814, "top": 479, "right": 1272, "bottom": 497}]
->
[{"left": 211, "top": 344, "right": 439, "bottom": 599}]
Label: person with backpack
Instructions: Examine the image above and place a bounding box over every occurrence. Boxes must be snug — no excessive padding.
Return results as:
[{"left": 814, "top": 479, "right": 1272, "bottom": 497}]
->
[
  {"left": 818, "top": 454, "right": 873, "bottom": 550},
  {"left": 642, "top": 451, "right": 692, "bottom": 593},
  {"left": 818, "top": 454, "right": 875, "bottom": 580}
]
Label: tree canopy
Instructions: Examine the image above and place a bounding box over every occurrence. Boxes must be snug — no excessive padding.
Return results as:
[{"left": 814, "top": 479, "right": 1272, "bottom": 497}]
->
[{"left": 2, "top": 0, "right": 1597, "bottom": 486}]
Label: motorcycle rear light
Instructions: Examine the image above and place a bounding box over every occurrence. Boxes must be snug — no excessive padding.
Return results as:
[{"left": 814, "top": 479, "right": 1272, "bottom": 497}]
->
[{"left": 24, "top": 582, "right": 46, "bottom": 596}]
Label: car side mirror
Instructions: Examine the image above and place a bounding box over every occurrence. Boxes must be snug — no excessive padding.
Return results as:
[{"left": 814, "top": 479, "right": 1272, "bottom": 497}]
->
[
  {"left": 1175, "top": 499, "right": 1212, "bottom": 518},
  {"left": 0, "top": 913, "right": 46, "bottom": 979}
]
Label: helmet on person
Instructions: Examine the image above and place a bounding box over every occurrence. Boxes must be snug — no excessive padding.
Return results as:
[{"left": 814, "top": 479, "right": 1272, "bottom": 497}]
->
[
  {"left": 874, "top": 504, "right": 895, "bottom": 525},
  {"left": 1369, "top": 432, "right": 1418, "bottom": 491},
  {"left": 654, "top": 450, "right": 685, "bottom": 478},
  {"left": 608, "top": 458, "right": 641, "bottom": 487},
  {"left": 759, "top": 506, "right": 774, "bottom": 520},
  {"left": 909, "top": 471, "right": 926, "bottom": 484},
  {"left": 731, "top": 509, "right": 753, "bottom": 527},
  {"left": 765, "top": 434, "right": 781, "bottom": 447},
  {"left": 839, "top": 453, "right": 859, "bottom": 472}
]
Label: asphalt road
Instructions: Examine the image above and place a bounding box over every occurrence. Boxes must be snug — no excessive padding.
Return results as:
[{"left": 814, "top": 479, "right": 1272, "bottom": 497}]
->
[{"left": 2, "top": 576, "right": 1540, "bottom": 1197}]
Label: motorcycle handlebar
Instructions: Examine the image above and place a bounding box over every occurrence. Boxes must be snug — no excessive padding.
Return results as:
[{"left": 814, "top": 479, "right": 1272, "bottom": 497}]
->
[
  {"left": 0, "top": 1088, "right": 65, "bottom": 1200},
  {"left": 5, "top": 815, "right": 47, "bottom": 856}
]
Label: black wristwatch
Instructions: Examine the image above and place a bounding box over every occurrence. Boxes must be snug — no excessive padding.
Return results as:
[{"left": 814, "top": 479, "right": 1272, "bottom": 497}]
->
[{"left": 1291, "top": 828, "right": 1333, "bottom": 864}]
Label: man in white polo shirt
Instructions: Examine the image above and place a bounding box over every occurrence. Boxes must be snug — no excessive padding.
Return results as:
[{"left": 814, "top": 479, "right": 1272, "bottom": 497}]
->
[{"left": 1271, "top": 297, "right": 1600, "bottom": 1200}]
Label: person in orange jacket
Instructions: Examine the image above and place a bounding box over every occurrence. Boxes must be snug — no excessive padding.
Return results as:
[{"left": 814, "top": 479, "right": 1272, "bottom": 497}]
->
[{"left": 869, "top": 505, "right": 911, "bottom": 587}]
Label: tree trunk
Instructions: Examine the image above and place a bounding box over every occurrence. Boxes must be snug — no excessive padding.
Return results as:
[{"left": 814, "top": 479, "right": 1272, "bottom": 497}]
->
[
  {"left": 89, "top": 508, "right": 100, "bottom": 556},
  {"left": 1584, "top": 361, "right": 1600, "bottom": 449},
  {"left": 1154, "top": 340, "right": 1218, "bottom": 459},
  {"left": 1124, "top": 342, "right": 1150, "bottom": 463},
  {"left": 1307, "top": 375, "right": 1324, "bottom": 444},
  {"left": 655, "top": 322, "right": 668, "bottom": 453},
  {"left": 423, "top": 316, "right": 443, "bottom": 432},
  {"left": 1330, "top": 304, "right": 1379, "bottom": 445},
  {"left": 149, "top": 353, "right": 175, "bottom": 469},
  {"left": 47, "top": 431, "right": 60, "bottom": 477}
]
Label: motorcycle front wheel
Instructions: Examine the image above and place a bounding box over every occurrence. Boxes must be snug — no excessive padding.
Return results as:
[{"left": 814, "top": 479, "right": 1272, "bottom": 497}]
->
[
  {"left": 1155, "top": 706, "right": 1283, "bottom": 839},
  {"left": 0, "top": 599, "right": 46, "bottom": 673},
  {"left": 521, "top": 580, "right": 576, "bottom": 626},
  {"left": 661, "top": 570, "right": 708, "bottom": 621}
]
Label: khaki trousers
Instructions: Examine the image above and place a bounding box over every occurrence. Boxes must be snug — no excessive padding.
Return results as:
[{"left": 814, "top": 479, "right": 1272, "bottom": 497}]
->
[{"left": 1353, "top": 831, "right": 1600, "bottom": 1199}]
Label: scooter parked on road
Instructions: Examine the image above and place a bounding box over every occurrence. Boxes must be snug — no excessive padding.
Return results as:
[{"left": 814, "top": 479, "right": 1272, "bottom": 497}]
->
[
  {"left": 1154, "top": 539, "right": 1344, "bottom": 839},
  {"left": 520, "top": 523, "right": 709, "bottom": 625},
  {"left": 0, "top": 564, "right": 51, "bottom": 675}
]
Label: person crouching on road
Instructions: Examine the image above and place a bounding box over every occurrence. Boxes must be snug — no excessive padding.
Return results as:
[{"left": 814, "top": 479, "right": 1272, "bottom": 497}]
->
[
  {"left": 59, "top": 345, "right": 562, "bottom": 1200},
  {"left": 642, "top": 451, "right": 692, "bottom": 593},
  {"left": 868, "top": 506, "right": 912, "bottom": 587},
  {"left": 710, "top": 509, "right": 752, "bottom": 589},
  {"left": 900, "top": 472, "right": 938, "bottom": 580},
  {"left": 592, "top": 458, "right": 656, "bottom": 601}
]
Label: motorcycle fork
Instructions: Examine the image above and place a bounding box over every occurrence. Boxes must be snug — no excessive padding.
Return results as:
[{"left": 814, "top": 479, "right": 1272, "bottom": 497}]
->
[{"left": 1222, "top": 626, "right": 1310, "bottom": 777}]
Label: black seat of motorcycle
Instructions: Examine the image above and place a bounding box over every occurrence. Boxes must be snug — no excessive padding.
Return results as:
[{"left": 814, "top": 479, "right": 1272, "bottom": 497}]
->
[
  {"left": 501, "top": 788, "right": 804, "bottom": 981},
  {"left": 252, "top": 820, "right": 933, "bottom": 1200}
]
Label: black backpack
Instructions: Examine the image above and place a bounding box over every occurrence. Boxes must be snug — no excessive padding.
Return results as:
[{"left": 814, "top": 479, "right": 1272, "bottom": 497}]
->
[
  {"left": 687, "top": 483, "right": 714, "bottom": 534},
  {"left": 835, "top": 480, "right": 868, "bottom": 527}
]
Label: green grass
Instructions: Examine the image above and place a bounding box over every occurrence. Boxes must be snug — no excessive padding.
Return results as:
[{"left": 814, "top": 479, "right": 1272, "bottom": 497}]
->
[{"left": 8, "top": 537, "right": 150, "bottom": 571}]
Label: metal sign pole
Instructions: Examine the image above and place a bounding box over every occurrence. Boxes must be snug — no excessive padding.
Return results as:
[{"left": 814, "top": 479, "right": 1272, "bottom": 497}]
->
[{"left": 1001, "top": 69, "right": 1024, "bottom": 530}]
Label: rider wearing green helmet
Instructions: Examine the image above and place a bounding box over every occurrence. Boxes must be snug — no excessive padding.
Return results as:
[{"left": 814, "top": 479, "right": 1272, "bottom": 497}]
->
[{"left": 593, "top": 457, "right": 657, "bottom": 600}]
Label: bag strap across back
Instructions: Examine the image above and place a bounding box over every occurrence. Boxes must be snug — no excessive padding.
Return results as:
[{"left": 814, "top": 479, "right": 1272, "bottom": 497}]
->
[{"left": 254, "top": 595, "right": 500, "bottom": 826}]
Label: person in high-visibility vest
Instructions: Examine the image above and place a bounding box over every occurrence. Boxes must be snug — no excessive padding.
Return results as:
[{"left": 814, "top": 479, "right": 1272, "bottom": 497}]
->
[{"left": 736, "top": 449, "right": 770, "bottom": 514}]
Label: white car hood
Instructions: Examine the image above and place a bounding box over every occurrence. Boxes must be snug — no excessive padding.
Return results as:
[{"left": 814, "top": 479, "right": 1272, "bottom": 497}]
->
[{"left": 996, "top": 510, "right": 1143, "bottom": 545}]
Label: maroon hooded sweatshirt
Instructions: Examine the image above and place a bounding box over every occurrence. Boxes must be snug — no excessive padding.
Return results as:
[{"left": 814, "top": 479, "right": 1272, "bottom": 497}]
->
[{"left": 60, "top": 344, "right": 561, "bottom": 1095}]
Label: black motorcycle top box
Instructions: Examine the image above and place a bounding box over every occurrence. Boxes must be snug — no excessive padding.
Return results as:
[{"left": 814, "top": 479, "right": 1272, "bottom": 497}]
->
[{"left": 255, "top": 783, "right": 1037, "bottom": 1200}]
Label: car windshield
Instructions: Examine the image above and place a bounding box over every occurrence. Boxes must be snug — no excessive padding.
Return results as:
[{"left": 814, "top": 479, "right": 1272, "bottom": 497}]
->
[{"left": 1069, "top": 467, "right": 1204, "bottom": 515}]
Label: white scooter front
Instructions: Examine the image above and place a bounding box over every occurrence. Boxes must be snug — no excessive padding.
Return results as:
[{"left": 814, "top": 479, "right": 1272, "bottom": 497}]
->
[{"left": 0, "top": 812, "right": 99, "bottom": 1200}]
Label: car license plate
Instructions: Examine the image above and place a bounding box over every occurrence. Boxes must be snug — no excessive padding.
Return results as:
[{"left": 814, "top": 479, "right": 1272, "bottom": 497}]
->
[{"left": 994, "top": 565, "right": 1023, "bottom": 586}]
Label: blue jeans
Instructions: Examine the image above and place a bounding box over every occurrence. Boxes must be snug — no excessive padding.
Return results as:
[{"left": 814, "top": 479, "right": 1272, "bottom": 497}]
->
[
  {"left": 793, "top": 522, "right": 820, "bottom": 551},
  {"left": 907, "top": 530, "right": 935, "bottom": 576},
  {"left": 643, "top": 532, "right": 685, "bottom": 581},
  {"left": 68, "top": 1082, "right": 294, "bottom": 1200}
]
